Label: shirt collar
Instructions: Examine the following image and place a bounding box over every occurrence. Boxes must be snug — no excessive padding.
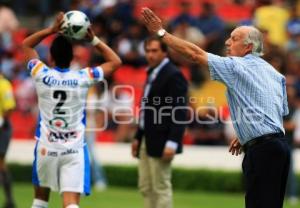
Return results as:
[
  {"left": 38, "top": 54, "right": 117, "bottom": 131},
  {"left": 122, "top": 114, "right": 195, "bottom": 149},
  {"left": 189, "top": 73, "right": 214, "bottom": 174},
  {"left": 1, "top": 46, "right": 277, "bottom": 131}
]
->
[
  {"left": 146, "top": 58, "right": 169, "bottom": 76},
  {"left": 54, "top": 67, "right": 70, "bottom": 73},
  {"left": 244, "top": 53, "right": 260, "bottom": 59}
]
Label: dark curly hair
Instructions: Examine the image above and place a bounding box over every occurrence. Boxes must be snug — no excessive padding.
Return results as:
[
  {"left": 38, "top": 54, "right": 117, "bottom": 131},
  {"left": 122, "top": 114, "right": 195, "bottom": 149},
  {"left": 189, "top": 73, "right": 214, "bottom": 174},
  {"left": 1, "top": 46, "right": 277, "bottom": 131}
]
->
[{"left": 50, "top": 35, "right": 73, "bottom": 68}]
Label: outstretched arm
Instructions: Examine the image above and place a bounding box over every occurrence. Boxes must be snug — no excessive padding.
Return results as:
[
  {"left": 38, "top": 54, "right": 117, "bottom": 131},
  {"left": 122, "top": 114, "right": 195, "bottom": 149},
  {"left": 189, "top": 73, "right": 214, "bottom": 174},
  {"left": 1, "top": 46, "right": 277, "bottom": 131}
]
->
[
  {"left": 22, "top": 12, "right": 64, "bottom": 63},
  {"left": 141, "top": 8, "right": 208, "bottom": 67},
  {"left": 86, "top": 28, "right": 122, "bottom": 78}
]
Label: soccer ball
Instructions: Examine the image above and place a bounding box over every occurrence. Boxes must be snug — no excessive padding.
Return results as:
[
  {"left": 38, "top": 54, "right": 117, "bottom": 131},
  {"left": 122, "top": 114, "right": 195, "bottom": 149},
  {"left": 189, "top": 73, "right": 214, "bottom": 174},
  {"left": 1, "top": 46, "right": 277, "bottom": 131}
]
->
[{"left": 61, "top": 10, "right": 90, "bottom": 40}]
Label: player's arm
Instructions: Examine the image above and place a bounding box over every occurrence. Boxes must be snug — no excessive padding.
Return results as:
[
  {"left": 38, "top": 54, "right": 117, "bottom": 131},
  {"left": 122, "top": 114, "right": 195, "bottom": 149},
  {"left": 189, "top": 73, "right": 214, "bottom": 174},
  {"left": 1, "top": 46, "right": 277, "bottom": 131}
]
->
[
  {"left": 141, "top": 8, "right": 208, "bottom": 67},
  {"left": 86, "top": 28, "right": 122, "bottom": 78},
  {"left": 22, "top": 12, "right": 64, "bottom": 63}
]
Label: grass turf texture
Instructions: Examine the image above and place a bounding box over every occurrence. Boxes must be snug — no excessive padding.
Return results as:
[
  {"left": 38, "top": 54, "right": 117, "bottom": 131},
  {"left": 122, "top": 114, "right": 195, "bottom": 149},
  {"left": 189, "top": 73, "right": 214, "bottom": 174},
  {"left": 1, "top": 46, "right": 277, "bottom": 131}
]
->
[
  {"left": 0, "top": 183, "right": 296, "bottom": 208},
  {"left": 8, "top": 165, "right": 245, "bottom": 192}
]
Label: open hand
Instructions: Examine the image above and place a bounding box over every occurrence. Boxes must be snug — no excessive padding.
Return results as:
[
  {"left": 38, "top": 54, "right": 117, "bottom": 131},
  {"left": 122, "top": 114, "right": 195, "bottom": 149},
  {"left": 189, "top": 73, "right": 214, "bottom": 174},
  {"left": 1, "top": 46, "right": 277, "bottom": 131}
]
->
[
  {"left": 229, "top": 138, "right": 242, "bottom": 156},
  {"left": 51, "top": 12, "right": 65, "bottom": 34},
  {"left": 141, "top": 7, "right": 163, "bottom": 34}
]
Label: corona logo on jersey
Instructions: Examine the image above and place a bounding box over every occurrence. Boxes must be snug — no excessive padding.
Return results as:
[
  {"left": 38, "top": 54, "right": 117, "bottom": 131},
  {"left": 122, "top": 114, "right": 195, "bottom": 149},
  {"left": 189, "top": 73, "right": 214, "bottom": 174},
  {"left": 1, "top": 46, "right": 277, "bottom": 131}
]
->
[{"left": 42, "top": 76, "right": 78, "bottom": 87}]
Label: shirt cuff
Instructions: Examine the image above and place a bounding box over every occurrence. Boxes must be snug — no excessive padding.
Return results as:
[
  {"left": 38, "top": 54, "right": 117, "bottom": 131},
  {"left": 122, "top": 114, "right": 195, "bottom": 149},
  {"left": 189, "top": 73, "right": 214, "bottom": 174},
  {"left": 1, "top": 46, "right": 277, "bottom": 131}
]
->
[{"left": 165, "top": 140, "right": 178, "bottom": 150}]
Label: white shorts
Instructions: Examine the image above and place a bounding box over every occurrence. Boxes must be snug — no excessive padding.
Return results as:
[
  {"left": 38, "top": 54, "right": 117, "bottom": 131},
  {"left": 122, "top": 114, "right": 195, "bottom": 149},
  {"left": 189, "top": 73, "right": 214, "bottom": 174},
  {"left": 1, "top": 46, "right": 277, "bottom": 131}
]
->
[{"left": 32, "top": 141, "right": 91, "bottom": 195}]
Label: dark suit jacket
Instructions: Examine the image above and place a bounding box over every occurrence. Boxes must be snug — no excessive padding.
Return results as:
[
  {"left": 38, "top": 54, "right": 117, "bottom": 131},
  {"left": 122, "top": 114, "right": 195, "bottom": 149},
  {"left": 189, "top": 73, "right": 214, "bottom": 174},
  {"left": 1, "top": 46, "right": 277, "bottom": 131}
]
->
[{"left": 135, "top": 61, "right": 188, "bottom": 157}]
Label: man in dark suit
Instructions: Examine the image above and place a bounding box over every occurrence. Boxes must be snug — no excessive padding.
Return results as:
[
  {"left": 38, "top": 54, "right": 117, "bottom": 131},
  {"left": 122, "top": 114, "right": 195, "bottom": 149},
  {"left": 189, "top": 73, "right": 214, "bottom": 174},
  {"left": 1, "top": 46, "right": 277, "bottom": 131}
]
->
[{"left": 131, "top": 36, "right": 188, "bottom": 208}]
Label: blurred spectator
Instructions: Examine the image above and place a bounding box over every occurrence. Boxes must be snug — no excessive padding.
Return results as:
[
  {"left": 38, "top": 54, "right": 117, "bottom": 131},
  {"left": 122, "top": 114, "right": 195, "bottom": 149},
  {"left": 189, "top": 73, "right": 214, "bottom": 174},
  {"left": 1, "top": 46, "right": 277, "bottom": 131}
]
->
[
  {"left": 218, "top": 0, "right": 255, "bottom": 25},
  {"left": 284, "top": 80, "right": 298, "bottom": 204},
  {"left": 285, "top": 51, "right": 300, "bottom": 76},
  {"left": 0, "top": 52, "right": 16, "bottom": 80},
  {"left": 254, "top": 0, "right": 290, "bottom": 46},
  {"left": 11, "top": 0, "right": 71, "bottom": 20},
  {"left": 14, "top": 77, "right": 36, "bottom": 113},
  {"left": 286, "top": 6, "right": 300, "bottom": 51},
  {"left": 172, "top": 22, "right": 205, "bottom": 47},
  {"left": 287, "top": 54, "right": 300, "bottom": 100},
  {"left": 169, "top": 1, "right": 197, "bottom": 29},
  {"left": 97, "top": 79, "right": 134, "bottom": 142},
  {"left": 114, "top": 0, "right": 135, "bottom": 29},
  {"left": 0, "top": 3, "right": 19, "bottom": 34},
  {"left": 0, "top": 3, "right": 19, "bottom": 55},
  {"left": 169, "top": 21, "right": 205, "bottom": 68},
  {"left": 188, "top": 107, "right": 225, "bottom": 145},
  {"left": 262, "top": 48, "right": 286, "bottom": 73},
  {"left": 71, "top": 44, "right": 91, "bottom": 70},
  {"left": 91, "top": 15, "right": 108, "bottom": 42},
  {"left": 196, "top": 2, "right": 225, "bottom": 55},
  {"left": 92, "top": 0, "right": 117, "bottom": 15},
  {"left": 94, "top": 2, "right": 125, "bottom": 46},
  {"left": 261, "top": 28, "right": 287, "bottom": 73},
  {"left": 169, "top": 2, "right": 205, "bottom": 86},
  {"left": 86, "top": 86, "right": 108, "bottom": 191},
  {"left": 285, "top": 52, "right": 300, "bottom": 111},
  {"left": 116, "top": 21, "right": 146, "bottom": 66},
  {"left": 293, "top": 109, "right": 300, "bottom": 144},
  {"left": 10, "top": 69, "right": 37, "bottom": 139}
]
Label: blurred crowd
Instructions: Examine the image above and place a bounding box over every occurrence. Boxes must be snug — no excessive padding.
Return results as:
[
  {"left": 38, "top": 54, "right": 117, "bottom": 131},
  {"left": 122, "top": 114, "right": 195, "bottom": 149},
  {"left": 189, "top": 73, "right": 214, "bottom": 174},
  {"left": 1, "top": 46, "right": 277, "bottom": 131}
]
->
[{"left": 1, "top": 0, "right": 300, "bottom": 147}]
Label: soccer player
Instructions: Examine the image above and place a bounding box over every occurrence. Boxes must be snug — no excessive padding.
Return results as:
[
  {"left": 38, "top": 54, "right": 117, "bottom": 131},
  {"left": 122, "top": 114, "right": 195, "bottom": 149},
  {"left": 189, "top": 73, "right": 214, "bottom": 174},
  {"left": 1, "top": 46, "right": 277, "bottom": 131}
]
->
[{"left": 22, "top": 13, "right": 121, "bottom": 208}]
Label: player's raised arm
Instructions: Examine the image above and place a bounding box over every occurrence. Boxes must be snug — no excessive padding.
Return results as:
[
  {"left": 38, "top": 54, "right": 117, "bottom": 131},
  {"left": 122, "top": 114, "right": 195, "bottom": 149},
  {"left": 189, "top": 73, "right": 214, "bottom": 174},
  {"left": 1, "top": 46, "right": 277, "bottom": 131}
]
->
[
  {"left": 141, "top": 7, "right": 208, "bottom": 67},
  {"left": 22, "top": 12, "right": 64, "bottom": 63},
  {"left": 86, "top": 28, "right": 122, "bottom": 78}
]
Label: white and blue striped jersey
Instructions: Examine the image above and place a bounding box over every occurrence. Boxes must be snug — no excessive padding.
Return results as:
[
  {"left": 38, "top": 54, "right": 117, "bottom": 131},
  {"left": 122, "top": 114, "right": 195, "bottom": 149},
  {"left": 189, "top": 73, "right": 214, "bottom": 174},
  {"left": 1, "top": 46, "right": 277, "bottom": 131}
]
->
[{"left": 28, "top": 59, "right": 104, "bottom": 149}]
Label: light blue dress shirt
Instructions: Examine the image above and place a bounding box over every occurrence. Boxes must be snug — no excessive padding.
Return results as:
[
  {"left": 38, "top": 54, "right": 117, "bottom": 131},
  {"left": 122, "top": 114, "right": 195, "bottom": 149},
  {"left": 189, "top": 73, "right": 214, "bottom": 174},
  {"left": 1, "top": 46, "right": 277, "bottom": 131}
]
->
[{"left": 208, "top": 53, "right": 289, "bottom": 145}]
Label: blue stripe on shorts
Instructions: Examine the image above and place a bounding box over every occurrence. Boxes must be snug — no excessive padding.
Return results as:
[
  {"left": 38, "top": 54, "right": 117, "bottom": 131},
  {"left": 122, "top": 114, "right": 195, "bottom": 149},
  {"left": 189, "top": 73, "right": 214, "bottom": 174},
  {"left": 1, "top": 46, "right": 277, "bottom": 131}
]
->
[
  {"left": 83, "top": 145, "right": 91, "bottom": 195},
  {"left": 32, "top": 141, "right": 40, "bottom": 186}
]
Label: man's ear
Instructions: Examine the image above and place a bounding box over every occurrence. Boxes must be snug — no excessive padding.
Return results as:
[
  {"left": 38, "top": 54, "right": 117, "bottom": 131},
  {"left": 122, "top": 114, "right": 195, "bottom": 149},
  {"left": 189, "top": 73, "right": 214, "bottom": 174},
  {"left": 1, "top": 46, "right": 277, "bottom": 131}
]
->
[{"left": 246, "top": 43, "right": 253, "bottom": 54}]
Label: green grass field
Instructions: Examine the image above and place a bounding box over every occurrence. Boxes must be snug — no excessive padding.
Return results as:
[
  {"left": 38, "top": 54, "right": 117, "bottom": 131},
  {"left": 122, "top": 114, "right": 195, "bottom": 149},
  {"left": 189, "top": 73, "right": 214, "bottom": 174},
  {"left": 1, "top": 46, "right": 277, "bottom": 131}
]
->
[{"left": 0, "top": 183, "right": 297, "bottom": 208}]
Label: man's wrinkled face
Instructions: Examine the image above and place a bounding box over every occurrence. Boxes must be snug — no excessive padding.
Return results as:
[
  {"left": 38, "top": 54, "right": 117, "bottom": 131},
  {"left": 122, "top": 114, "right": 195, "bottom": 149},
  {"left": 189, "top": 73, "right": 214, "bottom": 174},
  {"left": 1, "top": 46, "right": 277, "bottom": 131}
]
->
[{"left": 225, "top": 27, "right": 252, "bottom": 57}]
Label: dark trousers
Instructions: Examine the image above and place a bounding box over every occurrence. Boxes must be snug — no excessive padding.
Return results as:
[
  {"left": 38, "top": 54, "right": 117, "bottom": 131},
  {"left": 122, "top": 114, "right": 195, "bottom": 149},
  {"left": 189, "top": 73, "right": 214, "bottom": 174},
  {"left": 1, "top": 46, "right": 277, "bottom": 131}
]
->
[{"left": 242, "top": 137, "right": 290, "bottom": 208}]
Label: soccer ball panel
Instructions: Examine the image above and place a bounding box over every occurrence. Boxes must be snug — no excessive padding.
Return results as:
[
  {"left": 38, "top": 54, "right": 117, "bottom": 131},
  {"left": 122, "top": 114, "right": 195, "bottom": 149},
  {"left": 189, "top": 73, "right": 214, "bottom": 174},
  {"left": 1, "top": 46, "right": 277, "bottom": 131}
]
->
[{"left": 61, "top": 10, "right": 90, "bottom": 40}]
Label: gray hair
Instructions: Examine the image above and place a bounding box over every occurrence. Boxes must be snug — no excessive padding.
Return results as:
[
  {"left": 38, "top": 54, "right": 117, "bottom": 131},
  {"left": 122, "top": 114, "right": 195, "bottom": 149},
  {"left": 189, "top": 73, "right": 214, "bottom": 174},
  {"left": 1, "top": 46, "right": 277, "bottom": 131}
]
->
[{"left": 243, "top": 26, "right": 264, "bottom": 56}]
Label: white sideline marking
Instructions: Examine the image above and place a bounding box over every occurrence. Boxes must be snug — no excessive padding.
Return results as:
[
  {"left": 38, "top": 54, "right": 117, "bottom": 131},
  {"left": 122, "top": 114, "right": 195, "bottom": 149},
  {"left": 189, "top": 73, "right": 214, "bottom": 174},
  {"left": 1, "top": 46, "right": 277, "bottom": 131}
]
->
[{"left": 7, "top": 140, "right": 298, "bottom": 171}]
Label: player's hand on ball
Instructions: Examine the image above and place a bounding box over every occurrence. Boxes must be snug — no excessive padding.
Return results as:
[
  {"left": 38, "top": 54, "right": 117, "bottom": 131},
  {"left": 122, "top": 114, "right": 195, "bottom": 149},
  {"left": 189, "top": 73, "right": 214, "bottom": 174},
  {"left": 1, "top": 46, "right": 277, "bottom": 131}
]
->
[
  {"left": 60, "top": 10, "right": 91, "bottom": 40},
  {"left": 51, "top": 12, "right": 65, "bottom": 34},
  {"left": 141, "top": 7, "right": 163, "bottom": 34},
  {"left": 229, "top": 138, "right": 242, "bottom": 156},
  {"left": 84, "top": 27, "right": 95, "bottom": 42}
]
